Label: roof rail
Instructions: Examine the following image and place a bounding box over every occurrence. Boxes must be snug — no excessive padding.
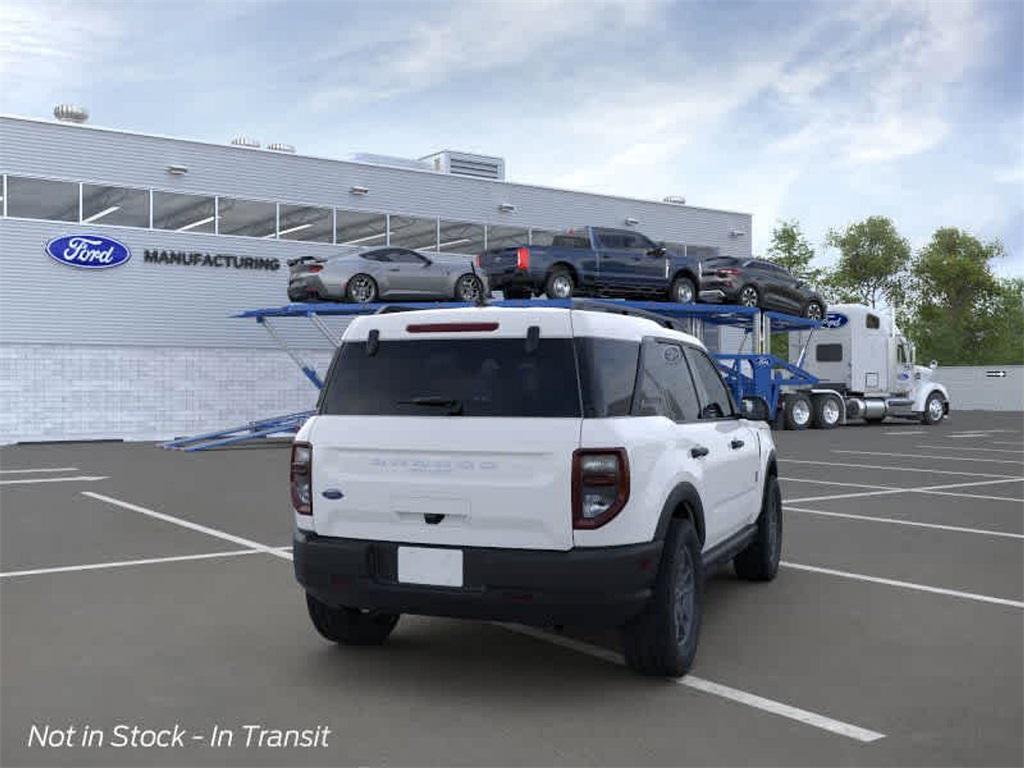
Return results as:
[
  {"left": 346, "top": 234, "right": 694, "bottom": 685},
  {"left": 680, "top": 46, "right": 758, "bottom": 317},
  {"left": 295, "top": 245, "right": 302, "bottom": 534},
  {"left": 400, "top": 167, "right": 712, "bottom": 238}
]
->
[{"left": 569, "top": 299, "right": 689, "bottom": 333}]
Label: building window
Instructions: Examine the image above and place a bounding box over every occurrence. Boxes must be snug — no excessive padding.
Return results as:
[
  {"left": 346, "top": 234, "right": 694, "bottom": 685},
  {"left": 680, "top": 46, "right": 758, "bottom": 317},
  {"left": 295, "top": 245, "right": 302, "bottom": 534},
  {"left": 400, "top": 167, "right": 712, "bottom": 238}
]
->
[
  {"left": 152, "top": 191, "right": 216, "bottom": 233},
  {"left": 6, "top": 176, "right": 79, "bottom": 221},
  {"left": 278, "top": 204, "right": 332, "bottom": 242},
  {"left": 529, "top": 229, "right": 560, "bottom": 246},
  {"left": 485, "top": 225, "right": 529, "bottom": 251},
  {"left": 336, "top": 209, "right": 387, "bottom": 247},
  {"left": 437, "top": 220, "right": 485, "bottom": 254},
  {"left": 81, "top": 184, "right": 150, "bottom": 227},
  {"left": 217, "top": 197, "right": 277, "bottom": 238},
  {"left": 389, "top": 214, "right": 438, "bottom": 251}
]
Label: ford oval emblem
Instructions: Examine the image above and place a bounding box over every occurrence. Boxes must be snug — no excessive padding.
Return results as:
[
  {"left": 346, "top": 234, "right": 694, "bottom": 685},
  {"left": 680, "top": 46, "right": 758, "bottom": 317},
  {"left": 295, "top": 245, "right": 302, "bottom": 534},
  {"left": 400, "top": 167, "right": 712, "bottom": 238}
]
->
[
  {"left": 45, "top": 234, "right": 132, "bottom": 270},
  {"left": 822, "top": 313, "right": 848, "bottom": 329}
]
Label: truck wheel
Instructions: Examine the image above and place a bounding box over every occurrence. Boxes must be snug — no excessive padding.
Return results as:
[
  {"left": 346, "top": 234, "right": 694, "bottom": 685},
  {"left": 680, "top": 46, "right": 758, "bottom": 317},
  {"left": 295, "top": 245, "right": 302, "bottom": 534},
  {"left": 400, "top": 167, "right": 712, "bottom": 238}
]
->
[
  {"left": 783, "top": 393, "right": 812, "bottom": 430},
  {"left": 922, "top": 392, "right": 946, "bottom": 425},
  {"left": 670, "top": 276, "right": 696, "bottom": 304},
  {"left": 544, "top": 267, "right": 575, "bottom": 299},
  {"left": 811, "top": 394, "right": 842, "bottom": 429},
  {"left": 622, "top": 518, "right": 703, "bottom": 677},
  {"left": 305, "top": 593, "right": 399, "bottom": 645},
  {"left": 734, "top": 474, "right": 782, "bottom": 581}
]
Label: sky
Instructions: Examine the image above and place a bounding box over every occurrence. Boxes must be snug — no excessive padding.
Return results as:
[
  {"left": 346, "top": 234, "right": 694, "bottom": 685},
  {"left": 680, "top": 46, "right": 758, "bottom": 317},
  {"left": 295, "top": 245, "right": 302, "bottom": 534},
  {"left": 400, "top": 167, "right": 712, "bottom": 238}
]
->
[{"left": 2, "top": 0, "right": 1022, "bottom": 276}]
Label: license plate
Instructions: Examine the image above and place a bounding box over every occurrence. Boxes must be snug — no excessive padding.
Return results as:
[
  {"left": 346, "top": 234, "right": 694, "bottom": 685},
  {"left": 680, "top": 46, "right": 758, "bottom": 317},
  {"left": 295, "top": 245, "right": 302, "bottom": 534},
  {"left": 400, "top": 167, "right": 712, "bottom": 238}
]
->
[{"left": 397, "top": 546, "right": 463, "bottom": 588}]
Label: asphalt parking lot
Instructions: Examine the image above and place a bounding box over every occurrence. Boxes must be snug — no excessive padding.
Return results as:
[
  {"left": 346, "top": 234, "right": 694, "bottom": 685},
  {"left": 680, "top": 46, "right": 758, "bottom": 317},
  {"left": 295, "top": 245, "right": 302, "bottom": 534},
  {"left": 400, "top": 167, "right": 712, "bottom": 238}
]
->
[{"left": 2, "top": 411, "right": 1022, "bottom": 767}]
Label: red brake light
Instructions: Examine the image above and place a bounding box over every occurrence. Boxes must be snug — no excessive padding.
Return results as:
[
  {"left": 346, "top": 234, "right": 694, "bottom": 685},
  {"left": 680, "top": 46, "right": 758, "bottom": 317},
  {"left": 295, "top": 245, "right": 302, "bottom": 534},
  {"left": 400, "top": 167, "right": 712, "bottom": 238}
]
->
[
  {"left": 516, "top": 246, "right": 530, "bottom": 270},
  {"left": 717, "top": 267, "right": 740, "bottom": 277},
  {"left": 572, "top": 448, "right": 629, "bottom": 529},
  {"left": 290, "top": 442, "right": 312, "bottom": 515},
  {"left": 308, "top": 264, "right": 323, "bottom": 274},
  {"left": 407, "top": 322, "right": 499, "bottom": 333},
  {"left": 475, "top": 254, "right": 483, "bottom": 268}
]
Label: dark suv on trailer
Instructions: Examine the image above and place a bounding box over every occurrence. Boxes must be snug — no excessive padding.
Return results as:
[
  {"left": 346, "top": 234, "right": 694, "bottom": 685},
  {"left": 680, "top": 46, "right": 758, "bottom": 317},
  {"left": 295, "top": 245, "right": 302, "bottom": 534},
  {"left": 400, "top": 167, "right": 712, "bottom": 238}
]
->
[{"left": 699, "top": 257, "right": 826, "bottom": 319}]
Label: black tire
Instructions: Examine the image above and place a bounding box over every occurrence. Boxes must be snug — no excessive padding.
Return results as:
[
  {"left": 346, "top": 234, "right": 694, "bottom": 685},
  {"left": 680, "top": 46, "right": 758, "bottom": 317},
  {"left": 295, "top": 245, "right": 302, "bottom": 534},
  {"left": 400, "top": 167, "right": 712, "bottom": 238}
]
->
[
  {"left": 803, "top": 301, "right": 825, "bottom": 320},
  {"left": 345, "top": 274, "right": 378, "bottom": 304},
  {"left": 670, "top": 275, "right": 696, "bottom": 304},
  {"left": 734, "top": 474, "right": 782, "bottom": 581},
  {"left": 922, "top": 392, "right": 946, "bottom": 425},
  {"left": 454, "top": 274, "right": 484, "bottom": 303},
  {"left": 783, "top": 393, "right": 812, "bottom": 430},
  {"left": 622, "top": 518, "right": 703, "bottom": 677},
  {"left": 738, "top": 284, "right": 760, "bottom": 308},
  {"left": 544, "top": 267, "right": 575, "bottom": 299},
  {"left": 502, "top": 287, "right": 532, "bottom": 300},
  {"left": 811, "top": 393, "right": 842, "bottom": 429},
  {"left": 305, "top": 593, "right": 399, "bottom": 645}
]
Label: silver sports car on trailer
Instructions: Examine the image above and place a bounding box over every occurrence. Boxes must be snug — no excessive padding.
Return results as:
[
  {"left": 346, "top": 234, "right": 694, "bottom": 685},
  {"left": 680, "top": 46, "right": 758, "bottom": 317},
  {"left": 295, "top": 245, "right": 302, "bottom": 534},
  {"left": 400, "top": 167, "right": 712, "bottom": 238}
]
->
[{"left": 288, "top": 247, "right": 488, "bottom": 304}]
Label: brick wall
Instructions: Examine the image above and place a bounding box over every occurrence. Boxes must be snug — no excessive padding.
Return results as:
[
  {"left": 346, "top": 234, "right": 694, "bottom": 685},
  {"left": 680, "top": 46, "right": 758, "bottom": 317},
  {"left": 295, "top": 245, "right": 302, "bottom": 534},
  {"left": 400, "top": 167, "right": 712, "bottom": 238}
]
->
[{"left": 0, "top": 344, "right": 332, "bottom": 444}]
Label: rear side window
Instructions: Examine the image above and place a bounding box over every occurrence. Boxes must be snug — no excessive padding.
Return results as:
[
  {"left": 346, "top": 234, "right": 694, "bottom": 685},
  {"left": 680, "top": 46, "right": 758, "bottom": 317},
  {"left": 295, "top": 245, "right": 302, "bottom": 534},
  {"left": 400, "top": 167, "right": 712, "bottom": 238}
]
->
[
  {"left": 816, "top": 343, "right": 843, "bottom": 362},
  {"left": 635, "top": 340, "right": 700, "bottom": 422},
  {"left": 320, "top": 338, "right": 581, "bottom": 417},
  {"left": 685, "top": 348, "right": 735, "bottom": 418},
  {"left": 576, "top": 338, "right": 640, "bottom": 417},
  {"left": 551, "top": 235, "right": 590, "bottom": 248},
  {"left": 866, "top": 314, "right": 880, "bottom": 329}
]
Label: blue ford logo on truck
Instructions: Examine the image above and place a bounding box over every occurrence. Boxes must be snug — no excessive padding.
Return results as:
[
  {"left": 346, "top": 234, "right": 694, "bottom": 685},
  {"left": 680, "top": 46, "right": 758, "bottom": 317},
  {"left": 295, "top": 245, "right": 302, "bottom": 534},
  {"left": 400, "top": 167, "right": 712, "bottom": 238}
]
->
[
  {"left": 45, "top": 235, "right": 132, "bottom": 269},
  {"left": 822, "top": 313, "right": 848, "bottom": 329}
]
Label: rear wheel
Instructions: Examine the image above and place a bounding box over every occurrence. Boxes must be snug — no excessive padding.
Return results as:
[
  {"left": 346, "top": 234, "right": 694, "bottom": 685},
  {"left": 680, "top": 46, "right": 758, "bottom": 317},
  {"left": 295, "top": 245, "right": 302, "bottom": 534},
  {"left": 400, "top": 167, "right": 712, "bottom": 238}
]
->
[
  {"left": 305, "top": 593, "right": 399, "bottom": 645},
  {"left": 345, "top": 274, "right": 378, "bottom": 304},
  {"left": 922, "top": 392, "right": 946, "bottom": 425},
  {"left": 803, "top": 301, "right": 825, "bottom": 320},
  {"left": 738, "top": 285, "right": 760, "bottom": 308},
  {"left": 622, "top": 518, "right": 703, "bottom": 677},
  {"left": 811, "top": 393, "right": 842, "bottom": 429},
  {"left": 454, "top": 274, "right": 484, "bottom": 303},
  {"left": 734, "top": 474, "right": 782, "bottom": 581},
  {"left": 544, "top": 267, "right": 575, "bottom": 299},
  {"left": 670, "top": 276, "right": 696, "bottom": 304},
  {"left": 783, "top": 393, "right": 812, "bottom": 430}
]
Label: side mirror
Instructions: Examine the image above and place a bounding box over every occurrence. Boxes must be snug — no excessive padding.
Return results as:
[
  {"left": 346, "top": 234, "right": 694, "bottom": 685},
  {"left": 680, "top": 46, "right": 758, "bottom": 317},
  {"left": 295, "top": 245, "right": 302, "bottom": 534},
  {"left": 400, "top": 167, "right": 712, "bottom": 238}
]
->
[
  {"left": 700, "top": 402, "right": 724, "bottom": 419},
  {"left": 929, "top": 360, "right": 938, "bottom": 370},
  {"left": 648, "top": 246, "right": 667, "bottom": 257},
  {"left": 740, "top": 396, "right": 770, "bottom": 421}
]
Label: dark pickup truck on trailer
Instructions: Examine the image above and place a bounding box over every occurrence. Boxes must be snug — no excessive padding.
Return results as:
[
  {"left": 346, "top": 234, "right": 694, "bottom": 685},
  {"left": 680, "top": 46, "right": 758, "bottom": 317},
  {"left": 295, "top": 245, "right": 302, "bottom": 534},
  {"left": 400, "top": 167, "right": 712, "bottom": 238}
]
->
[{"left": 477, "top": 227, "right": 702, "bottom": 303}]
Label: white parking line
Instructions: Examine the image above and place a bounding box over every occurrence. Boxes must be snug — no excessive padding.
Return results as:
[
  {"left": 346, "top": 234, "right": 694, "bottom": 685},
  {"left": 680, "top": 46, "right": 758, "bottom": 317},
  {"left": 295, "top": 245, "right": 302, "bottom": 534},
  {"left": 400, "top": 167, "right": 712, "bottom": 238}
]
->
[
  {"left": 0, "top": 549, "right": 264, "bottom": 579},
  {"left": 81, "top": 492, "right": 293, "bottom": 561},
  {"left": 916, "top": 445, "right": 1024, "bottom": 455},
  {"left": 0, "top": 475, "right": 109, "bottom": 486},
  {"left": 498, "top": 624, "right": 885, "bottom": 743},
  {"left": 784, "top": 505, "right": 1024, "bottom": 540},
  {"left": 992, "top": 441, "right": 1024, "bottom": 447},
  {"left": 832, "top": 449, "right": 1024, "bottom": 465},
  {"left": 781, "top": 477, "right": 894, "bottom": 491},
  {"left": 785, "top": 477, "right": 1024, "bottom": 504},
  {"left": 0, "top": 467, "right": 79, "bottom": 474},
  {"left": 883, "top": 430, "right": 926, "bottom": 436},
  {"left": 780, "top": 562, "right": 1024, "bottom": 609},
  {"left": 780, "top": 458, "right": 1021, "bottom": 480}
]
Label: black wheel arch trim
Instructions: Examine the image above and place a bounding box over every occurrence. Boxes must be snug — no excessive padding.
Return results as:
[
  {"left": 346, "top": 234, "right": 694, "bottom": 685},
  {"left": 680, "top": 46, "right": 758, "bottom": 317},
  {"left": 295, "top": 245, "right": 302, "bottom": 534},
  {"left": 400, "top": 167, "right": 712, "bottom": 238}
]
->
[{"left": 654, "top": 483, "right": 707, "bottom": 546}]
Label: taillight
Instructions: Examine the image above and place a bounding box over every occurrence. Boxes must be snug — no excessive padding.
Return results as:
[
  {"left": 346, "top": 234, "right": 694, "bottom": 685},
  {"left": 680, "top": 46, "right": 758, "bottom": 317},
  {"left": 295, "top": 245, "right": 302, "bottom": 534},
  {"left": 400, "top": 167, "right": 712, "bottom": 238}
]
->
[
  {"left": 572, "top": 448, "right": 629, "bottom": 529},
  {"left": 290, "top": 442, "right": 312, "bottom": 515},
  {"left": 308, "top": 264, "right": 323, "bottom": 274},
  {"left": 475, "top": 254, "right": 483, "bottom": 268},
  {"left": 516, "top": 246, "right": 530, "bottom": 270},
  {"left": 717, "top": 267, "right": 740, "bottom": 277}
]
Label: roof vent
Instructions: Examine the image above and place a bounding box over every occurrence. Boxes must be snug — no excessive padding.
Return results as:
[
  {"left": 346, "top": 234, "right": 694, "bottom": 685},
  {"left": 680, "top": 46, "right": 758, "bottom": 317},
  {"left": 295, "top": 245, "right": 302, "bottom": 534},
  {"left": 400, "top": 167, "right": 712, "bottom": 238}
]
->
[
  {"left": 663, "top": 195, "right": 687, "bottom": 205},
  {"left": 53, "top": 104, "right": 89, "bottom": 124},
  {"left": 231, "top": 136, "right": 261, "bottom": 148},
  {"left": 421, "top": 150, "right": 505, "bottom": 181},
  {"left": 268, "top": 142, "right": 296, "bottom": 154}
]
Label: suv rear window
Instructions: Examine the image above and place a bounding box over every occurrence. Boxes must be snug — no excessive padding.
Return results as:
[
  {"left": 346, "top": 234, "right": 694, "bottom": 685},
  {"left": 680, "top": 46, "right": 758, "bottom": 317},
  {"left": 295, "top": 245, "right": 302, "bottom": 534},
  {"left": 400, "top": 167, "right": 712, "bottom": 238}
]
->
[
  {"left": 319, "top": 336, "right": 644, "bottom": 419},
  {"left": 320, "top": 338, "right": 581, "bottom": 417}
]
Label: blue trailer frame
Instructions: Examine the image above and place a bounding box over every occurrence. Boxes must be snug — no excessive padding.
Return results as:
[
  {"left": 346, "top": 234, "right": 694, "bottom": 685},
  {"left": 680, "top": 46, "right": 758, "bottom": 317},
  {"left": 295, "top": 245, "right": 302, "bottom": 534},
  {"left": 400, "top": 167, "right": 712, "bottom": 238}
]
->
[{"left": 163, "top": 299, "right": 819, "bottom": 450}]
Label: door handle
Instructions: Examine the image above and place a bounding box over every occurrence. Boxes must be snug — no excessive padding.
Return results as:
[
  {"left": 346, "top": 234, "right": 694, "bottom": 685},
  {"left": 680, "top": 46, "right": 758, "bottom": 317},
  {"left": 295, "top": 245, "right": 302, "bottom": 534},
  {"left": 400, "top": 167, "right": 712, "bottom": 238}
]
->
[
  {"left": 322, "top": 488, "right": 344, "bottom": 500},
  {"left": 387, "top": 268, "right": 400, "bottom": 272},
  {"left": 730, "top": 439, "right": 745, "bottom": 450},
  {"left": 690, "top": 446, "right": 709, "bottom": 459}
]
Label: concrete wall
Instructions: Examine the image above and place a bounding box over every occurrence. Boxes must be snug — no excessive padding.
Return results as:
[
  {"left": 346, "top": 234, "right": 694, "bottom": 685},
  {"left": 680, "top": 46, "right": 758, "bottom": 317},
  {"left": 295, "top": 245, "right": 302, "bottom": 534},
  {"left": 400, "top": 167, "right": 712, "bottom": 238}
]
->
[{"left": 934, "top": 365, "right": 1024, "bottom": 412}]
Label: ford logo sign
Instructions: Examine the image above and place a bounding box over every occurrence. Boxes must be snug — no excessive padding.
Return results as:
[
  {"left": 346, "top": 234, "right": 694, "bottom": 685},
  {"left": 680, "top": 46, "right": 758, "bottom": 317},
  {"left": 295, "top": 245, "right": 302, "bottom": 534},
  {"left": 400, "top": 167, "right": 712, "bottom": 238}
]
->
[
  {"left": 45, "top": 234, "right": 132, "bottom": 270},
  {"left": 822, "top": 313, "right": 848, "bottom": 329}
]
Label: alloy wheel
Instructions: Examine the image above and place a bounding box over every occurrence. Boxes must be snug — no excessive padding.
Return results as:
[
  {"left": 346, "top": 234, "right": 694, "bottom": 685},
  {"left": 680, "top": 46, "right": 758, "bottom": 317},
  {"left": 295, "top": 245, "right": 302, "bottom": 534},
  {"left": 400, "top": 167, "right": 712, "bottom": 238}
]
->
[
  {"left": 348, "top": 275, "right": 375, "bottom": 303},
  {"left": 739, "top": 287, "right": 759, "bottom": 307},
  {"left": 551, "top": 275, "right": 573, "bottom": 298},
  {"left": 456, "top": 275, "right": 482, "bottom": 303},
  {"left": 805, "top": 302, "right": 824, "bottom": 320},
  {"left": 673, "top": 547, "right": 696, "bottom": 649}
]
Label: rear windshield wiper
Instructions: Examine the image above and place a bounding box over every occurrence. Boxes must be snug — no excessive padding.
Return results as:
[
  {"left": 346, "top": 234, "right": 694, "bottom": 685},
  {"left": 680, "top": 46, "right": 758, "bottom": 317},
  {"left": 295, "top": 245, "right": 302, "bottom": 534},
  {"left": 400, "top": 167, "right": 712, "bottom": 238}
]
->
[{"left": 396, "top": 397, "right": 464, "bottom": 415}]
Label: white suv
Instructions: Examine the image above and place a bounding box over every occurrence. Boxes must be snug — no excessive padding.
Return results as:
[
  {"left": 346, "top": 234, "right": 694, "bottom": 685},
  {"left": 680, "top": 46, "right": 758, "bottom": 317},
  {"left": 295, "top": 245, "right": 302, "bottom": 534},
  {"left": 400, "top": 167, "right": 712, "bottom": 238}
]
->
[{"left": 291, "top": 304, "right": 781, "bottom": 676}]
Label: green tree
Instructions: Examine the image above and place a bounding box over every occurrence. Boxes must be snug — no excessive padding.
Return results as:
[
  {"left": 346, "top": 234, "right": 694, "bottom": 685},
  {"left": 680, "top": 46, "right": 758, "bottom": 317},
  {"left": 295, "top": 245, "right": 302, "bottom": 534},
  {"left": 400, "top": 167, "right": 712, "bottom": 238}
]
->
[
  {"left": 766, "top": 219, "right": 820, "bottom": 281},
  {"left": 903, "top": 228, "right": 1020, "bottom": 365},
  {"left": 824, "top": 216, "right": 911, "bottom": 308}
]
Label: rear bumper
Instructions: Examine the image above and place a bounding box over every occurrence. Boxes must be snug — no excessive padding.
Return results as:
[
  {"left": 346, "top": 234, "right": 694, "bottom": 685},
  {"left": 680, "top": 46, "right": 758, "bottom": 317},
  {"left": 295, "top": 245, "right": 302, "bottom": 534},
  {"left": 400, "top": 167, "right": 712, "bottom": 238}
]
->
[
  {"left": 483, "top": 267, "right": 541, "bottom": 292},
  {"left": 294, "top": 530, "right": 662, "bottom": 627}
]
